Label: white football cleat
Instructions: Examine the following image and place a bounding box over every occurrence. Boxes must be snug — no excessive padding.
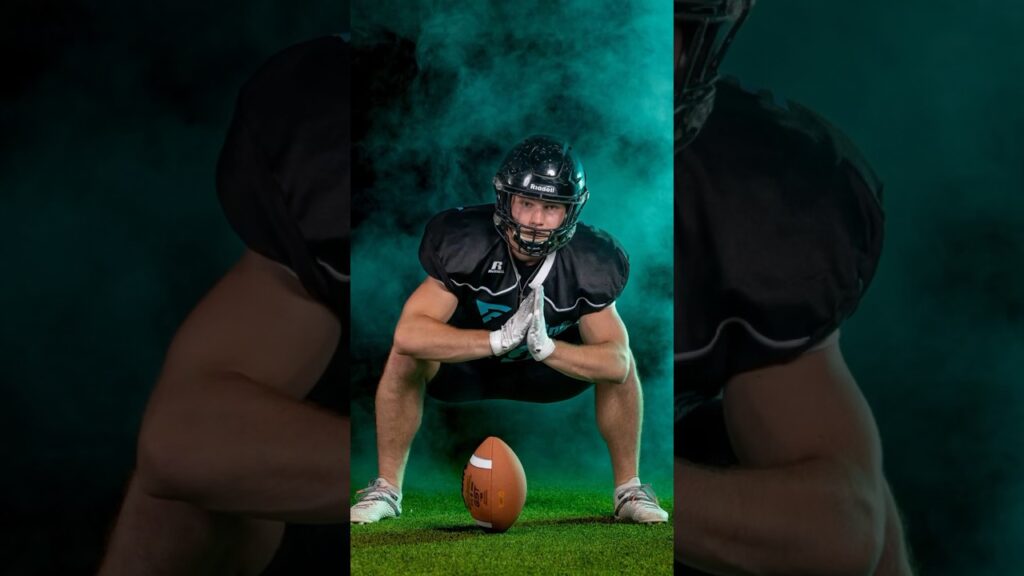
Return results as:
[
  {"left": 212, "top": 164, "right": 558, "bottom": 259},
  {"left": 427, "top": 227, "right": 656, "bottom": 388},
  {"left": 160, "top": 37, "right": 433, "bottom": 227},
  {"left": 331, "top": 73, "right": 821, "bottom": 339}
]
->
[
  {"left": 351, "top": 478, "right": 402, "bottom": 524},
  {"left": 614, "top": 482, "right": 669, "bottom": 524}
]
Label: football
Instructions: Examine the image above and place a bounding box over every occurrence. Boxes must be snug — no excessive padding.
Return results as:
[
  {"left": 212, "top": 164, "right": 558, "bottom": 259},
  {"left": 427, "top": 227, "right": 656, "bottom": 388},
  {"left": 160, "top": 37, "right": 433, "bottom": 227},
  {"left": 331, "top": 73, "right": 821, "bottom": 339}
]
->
[{"left": 462, "top": 436, "right": 527, "bottom": 532}]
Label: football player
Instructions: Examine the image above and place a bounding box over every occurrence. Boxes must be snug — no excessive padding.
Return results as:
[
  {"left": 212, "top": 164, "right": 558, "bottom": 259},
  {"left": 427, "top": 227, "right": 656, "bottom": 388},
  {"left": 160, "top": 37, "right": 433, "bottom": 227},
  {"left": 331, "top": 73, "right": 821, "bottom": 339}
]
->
[
  {"left": 675, "top": 1, "right": 914, "bottom": 574},
  {"left": 350, "top": 135, "right": 669, "bottom": 525},
  {"left": 99, "top": 36, "right": 350, "bottom": 575}
]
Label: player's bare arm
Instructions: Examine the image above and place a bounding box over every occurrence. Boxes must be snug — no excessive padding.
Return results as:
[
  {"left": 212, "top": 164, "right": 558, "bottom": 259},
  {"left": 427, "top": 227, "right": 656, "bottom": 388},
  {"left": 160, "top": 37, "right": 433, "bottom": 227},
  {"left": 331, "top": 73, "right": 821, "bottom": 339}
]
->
[
  {"left": 136, "top": 249, "right": 348, "bottom": 523},
  {"left": 391, "top": 276, "right": 496, "bottom": 362},
  {"left": 538, "top": 302, "right": 631, "bottom": 384},
  {"left": 676, "top": 343, "right": 911, "bottom": 576}
]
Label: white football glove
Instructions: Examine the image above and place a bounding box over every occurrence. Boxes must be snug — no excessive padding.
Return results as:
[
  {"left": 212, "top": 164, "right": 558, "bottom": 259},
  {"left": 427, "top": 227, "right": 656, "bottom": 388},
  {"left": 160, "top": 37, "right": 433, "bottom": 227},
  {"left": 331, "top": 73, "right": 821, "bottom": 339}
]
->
[
  {"left": 527, "top": 285, "right": 555, "bottom": 361},
  {"left": 489, "top": 289, "right": 536, "bottom": 356}
]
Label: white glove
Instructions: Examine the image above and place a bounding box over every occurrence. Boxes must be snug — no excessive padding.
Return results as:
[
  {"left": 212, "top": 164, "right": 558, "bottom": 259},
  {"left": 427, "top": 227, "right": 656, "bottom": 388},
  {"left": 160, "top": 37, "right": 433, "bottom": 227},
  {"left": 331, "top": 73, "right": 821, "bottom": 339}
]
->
[
  {"left": 527, "top": 286, "right": 555, "bottom": 361},
  {"left": 489, "top": 289, "right": 535, "bottom": 356}
]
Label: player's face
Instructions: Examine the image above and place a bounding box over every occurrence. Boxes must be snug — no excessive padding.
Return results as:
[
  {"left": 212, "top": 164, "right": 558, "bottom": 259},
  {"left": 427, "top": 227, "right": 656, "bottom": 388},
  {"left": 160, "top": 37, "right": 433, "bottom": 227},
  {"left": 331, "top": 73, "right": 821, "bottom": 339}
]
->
[{"left": 510, "top": 194, "right": 567, "bottom": 240}]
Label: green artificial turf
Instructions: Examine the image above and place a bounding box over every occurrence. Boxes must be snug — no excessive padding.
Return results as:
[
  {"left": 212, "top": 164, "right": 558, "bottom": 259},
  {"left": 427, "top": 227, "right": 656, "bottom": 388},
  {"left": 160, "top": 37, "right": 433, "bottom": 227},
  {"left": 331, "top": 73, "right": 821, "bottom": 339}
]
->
[{"left": 351, "top": 483, "right": 673, "bottom": 575}]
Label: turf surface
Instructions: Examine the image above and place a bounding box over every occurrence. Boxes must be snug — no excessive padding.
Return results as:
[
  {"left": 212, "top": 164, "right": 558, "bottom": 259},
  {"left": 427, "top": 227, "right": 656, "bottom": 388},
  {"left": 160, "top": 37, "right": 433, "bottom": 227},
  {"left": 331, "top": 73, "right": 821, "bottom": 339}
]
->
[{"left": 351, "top": 483, "right": 673, "bottom": 575}]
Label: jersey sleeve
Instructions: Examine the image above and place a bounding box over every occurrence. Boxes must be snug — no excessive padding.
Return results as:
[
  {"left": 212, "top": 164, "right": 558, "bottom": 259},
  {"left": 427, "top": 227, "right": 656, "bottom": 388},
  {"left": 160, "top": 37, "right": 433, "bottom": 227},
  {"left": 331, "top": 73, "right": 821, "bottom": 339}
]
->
[
  {"left": 216, "top": 35, "right": 350, "bottom": 319},
  {"left": 418, "top": 209, "right": 454, "bottom": 289},
  {"left": 558, "top": 224, "right": 630, "bottom": 316},
  {"left": 677, "top": 79, "right": 884, "bottom": 393},
  {"left": 598, "top": 229, "right": 630, "bottom": 303},
  {"left": 417, "top": 205, "right": 501, "bottom": 296}
]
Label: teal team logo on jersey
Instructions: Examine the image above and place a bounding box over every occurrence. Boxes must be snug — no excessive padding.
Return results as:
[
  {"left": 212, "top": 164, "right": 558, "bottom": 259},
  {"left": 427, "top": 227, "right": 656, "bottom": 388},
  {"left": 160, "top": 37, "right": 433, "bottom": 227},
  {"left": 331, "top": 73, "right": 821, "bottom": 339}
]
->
[
  {"left": 476, "top": 299, "right": 575, "bottom": 361},
  {"left": 476, "top": 299, "right": 511, "bottom": 323}
]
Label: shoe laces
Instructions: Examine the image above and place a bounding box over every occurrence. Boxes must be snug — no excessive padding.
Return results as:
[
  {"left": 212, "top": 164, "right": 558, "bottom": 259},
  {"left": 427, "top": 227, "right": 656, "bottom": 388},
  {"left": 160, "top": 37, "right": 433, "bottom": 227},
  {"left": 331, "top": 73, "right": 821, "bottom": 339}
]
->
[
  {"left": 354, "top": 478, "right": 399, "bottom": 507},
  {"left": 616, "top": 484, "right": 661, "bottom": 510}
]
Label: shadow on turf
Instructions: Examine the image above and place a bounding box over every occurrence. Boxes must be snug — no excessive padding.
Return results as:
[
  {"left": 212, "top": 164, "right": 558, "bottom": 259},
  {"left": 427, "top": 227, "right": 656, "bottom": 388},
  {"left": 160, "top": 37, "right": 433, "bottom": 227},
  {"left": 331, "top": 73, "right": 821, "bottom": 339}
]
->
[
  {"left": 432, "top": 515, "right": 616, "bottom": 533},
  {"left": 355, "top": 516, "right": 619, "bottom": 547}
]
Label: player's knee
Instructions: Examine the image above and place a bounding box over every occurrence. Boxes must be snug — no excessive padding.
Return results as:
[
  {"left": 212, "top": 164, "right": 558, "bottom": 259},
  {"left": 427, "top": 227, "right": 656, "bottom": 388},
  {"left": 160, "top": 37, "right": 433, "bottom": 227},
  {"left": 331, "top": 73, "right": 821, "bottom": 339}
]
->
[
  {"left": 596, "top": 349, "right": 635, "bottom": 386},
  {"left": 135, "top": 424, "right": 185, "bottom": 500},
  {"left": 816, "top": 467, "right": 887, "bottom": 576},
  {"left": 135, "top": 415, "right": 212, "bottom": 502},
  {"left": 621, "top": 356, "right": 640, "bottom": 386},
  {"left": 382, "top": 346, "right": 435, "bottom": 383},
  {"left": 391, "top": 326, "right": 423, "bottom": 359}
]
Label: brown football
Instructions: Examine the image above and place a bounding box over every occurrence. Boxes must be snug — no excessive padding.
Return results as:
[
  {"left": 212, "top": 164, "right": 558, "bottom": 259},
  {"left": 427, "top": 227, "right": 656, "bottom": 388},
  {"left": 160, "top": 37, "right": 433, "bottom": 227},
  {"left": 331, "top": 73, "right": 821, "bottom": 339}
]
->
[{"left": 462, "top": 436, "right": 527, "bottom": 532}]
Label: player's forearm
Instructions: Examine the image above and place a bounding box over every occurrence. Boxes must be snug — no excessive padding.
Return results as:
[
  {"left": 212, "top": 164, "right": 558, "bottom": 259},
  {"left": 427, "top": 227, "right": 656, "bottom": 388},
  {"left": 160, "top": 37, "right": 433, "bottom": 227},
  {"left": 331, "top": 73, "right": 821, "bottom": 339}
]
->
[
  {"left": 542, "top": 340, "right": 630, "bottom": 383},
  {"left": 675, "top": 457, "right": 885, "bottom": 576},
  {"left": 137, "top": 372, "right": 349, "bottom": 523},
  {"left": 392, "top": 315, "right": 493, "bottom": 362}
]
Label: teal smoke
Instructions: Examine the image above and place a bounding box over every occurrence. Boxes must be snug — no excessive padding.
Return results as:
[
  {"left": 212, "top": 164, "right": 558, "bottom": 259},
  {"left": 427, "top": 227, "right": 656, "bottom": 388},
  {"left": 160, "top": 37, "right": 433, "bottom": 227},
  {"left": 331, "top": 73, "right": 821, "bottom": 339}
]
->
[{"left": 350, "top": 0, "right": 674, "bottom": 490}]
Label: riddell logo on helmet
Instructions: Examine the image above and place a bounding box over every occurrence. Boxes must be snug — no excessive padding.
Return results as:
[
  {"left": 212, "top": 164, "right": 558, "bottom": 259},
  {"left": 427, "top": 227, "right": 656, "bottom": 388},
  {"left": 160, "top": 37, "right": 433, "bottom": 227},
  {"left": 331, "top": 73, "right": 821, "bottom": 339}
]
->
[{"left": 529, "top": 183, "right": 556, "bottom": 193}]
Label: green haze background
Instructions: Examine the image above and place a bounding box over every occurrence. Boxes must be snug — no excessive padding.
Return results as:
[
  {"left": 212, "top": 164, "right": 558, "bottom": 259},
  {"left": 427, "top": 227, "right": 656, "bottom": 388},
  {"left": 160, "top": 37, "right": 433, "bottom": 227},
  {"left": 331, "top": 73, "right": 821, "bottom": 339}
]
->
[
  {"left": 0, "top": 1, "right": 345, "bottom": 572},
  {"left": 724, "top": 2, "right": 1024, "bottom": 574},
  {"left": 350, "top": 0, "right": 675, "bottom": 496}
]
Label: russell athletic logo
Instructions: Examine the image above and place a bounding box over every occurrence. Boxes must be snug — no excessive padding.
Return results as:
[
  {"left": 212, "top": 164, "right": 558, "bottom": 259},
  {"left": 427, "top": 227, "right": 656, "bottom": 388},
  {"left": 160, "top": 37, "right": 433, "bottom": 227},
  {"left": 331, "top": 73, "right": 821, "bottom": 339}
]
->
[
  {"left": 529, "top": 183, "right": 557, "bottom": 193},
  {"left": 488, "top": 261, "right": 504, "bottom": 274}
]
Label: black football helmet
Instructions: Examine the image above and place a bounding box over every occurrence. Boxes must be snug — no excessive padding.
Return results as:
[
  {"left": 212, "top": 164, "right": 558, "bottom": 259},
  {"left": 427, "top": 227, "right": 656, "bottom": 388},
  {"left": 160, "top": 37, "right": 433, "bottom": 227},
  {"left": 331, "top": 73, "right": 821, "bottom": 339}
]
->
[
  {"left": 676, "top": 0, "right": 754, "bottom": 150},
  {"left": 493, "top": 135, "right": 589, "bottom": 257}
]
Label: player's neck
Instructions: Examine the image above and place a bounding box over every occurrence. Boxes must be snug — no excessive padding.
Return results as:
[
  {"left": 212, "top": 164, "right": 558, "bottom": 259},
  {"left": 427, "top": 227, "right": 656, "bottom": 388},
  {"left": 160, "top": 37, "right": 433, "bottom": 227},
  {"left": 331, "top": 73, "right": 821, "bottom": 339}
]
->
[
  {"left": 510, "top": 249, "right": 543, "bottom": 266},
  {"left": 504, "top": 228, "right": 545, "bottom": 266}
]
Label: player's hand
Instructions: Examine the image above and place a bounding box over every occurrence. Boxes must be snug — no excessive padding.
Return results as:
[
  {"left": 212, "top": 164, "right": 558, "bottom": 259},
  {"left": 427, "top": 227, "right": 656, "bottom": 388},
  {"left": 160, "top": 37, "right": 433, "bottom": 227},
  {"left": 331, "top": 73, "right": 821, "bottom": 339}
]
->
[
  {"left": 489, "top": 289, "right": 535, "bottom": 356},
  {"left": 527, "top": 286, "right": 555, "bottom": 361}
]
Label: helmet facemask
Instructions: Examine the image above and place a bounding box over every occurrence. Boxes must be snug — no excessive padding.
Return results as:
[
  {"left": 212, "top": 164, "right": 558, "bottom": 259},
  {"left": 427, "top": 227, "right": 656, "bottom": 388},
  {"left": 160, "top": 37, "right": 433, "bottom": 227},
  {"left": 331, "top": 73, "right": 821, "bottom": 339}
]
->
[{"left": 676, "top": 0, "right": 754, "bottom": 150}]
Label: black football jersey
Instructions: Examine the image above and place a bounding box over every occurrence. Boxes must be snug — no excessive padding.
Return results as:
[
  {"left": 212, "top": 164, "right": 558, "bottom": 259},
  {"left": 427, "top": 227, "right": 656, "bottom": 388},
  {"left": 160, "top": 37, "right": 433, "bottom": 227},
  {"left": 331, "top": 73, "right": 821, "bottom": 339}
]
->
[
  {"left": 419, "top": 204, "right": 629, "bottom": 362},
  {"left": 676, "top": 79, "right": 884, "bottom": 419},
  {"left": 216, "top": 36, "right": 349, "bottom": 415},
  {"left": 217, "top": 35, "right": 350, "bottom": 320}
]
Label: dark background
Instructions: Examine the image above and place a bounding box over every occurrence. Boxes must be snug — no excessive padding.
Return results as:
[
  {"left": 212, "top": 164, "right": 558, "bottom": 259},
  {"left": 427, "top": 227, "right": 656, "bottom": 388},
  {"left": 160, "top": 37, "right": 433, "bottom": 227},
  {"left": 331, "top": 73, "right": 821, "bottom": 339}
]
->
[
  {"left": 726, "top": 2, "right": 1024, "bottom": 574},
  {"left": 1, "top": 1, "right": 345, "bottom": 573}
]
